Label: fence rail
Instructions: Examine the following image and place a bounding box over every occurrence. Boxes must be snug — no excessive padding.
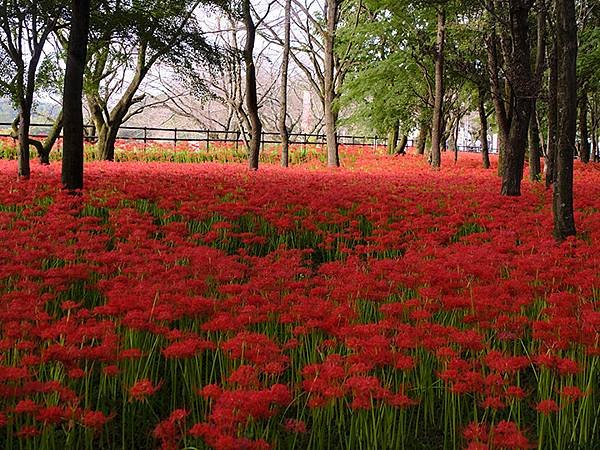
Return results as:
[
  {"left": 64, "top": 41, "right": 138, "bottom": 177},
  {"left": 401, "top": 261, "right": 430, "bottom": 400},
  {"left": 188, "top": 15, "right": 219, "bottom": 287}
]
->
[
  {"left": 1, "top": 122, "right": 496, "bottom": 153},
  {"left": 0, "top": 122, "right": 394, "bottom": 148}
]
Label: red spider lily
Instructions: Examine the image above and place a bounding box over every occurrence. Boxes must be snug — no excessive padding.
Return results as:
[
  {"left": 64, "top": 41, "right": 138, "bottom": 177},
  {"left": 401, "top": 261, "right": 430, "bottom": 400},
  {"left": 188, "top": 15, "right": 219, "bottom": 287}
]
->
[
  {"left": 153, "top": 409, "right": 189, "bottom": 450},
  {"left": 161, "top": 336, "right": 215, "bottom": 359},
  {"left": 129, "top": 379, "right": 163, "bottom": 401},
  {"left": 536, "top": 399, "right": 560, "bottom": 415},
  {"left": 35, "top": 405, "right": 67, "bottom": 425},
  {"left": 284, "top": 418, "right": 307, "bottom": 433},
  {"left": 79, "top": 410, "right": 115, "bottom": 431},
  {"left": 559, "top": 385, "right": 586, "bottom": 401},
  {"left": 490, "top": 420, "right": 535, "bottom": 449},
  {"left": 13, "top": 399, "right": 40, "bottom": 414},
  {"left": 16, "top": 425, "right": 40, "bottom": 438}
]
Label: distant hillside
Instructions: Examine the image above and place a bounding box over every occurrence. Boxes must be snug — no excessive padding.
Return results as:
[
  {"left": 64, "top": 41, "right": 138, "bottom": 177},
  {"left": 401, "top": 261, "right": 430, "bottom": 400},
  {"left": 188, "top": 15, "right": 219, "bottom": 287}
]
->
[{"left": 0, "top": 98, "right": 61, "bottom": 125}]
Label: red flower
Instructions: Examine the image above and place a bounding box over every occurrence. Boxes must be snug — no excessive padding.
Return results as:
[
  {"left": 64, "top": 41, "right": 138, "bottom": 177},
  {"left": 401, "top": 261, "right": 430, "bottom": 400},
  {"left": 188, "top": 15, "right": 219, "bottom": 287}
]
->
[
  {"left": 491, "top": 421, "right": 534, "bottom": 449},
  {"left": 16, "top": 425, "right": 40, "bottom": 438},
  {"left": 536, "top": 399, "right": 560, "bottom": 415},
  {"left": 80, "top": 410, "right": 114, "bottom": 431},
  {"left": 559, "top": 385, "right": 586, "bottom": 401},
  {"left": 284, "top": 418, "right": 307, "bottom": 433},
  {"left": 129, "top": 379, "right": 162, "bottom": 401}
]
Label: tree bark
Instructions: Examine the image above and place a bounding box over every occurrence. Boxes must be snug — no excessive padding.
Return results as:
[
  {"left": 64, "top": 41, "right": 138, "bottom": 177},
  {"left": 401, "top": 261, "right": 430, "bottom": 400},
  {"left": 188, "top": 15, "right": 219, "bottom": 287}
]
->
[
  {"left": 416, "top": 121, "right": 429, "bottom": 155},
  {"left": 529, "top": 102, "right": 542, "bottom": 180},
  {"left": 578, "top": 92, "right": 590, "bottom": 163},
  {"left": 17, "top": 102, "right": 32, "bottom": 179},
  {"left": 430, "top": 7, "right": 445, "bottom": 169},
  {"left": 397, "top": 134, "right": 408, "bottom": 155},
  {"left": 553, "top": 0, "right": 577, "bottom": 240},
  {"left": 324, "top": 0, "right": 340, "bottom": 167},
  {"left": 243, "top": 0, "right": 262, "bottom": 170},
  {"left": 478, "top": 87, "right": 490, "bottom": 169},
  {"left": 546, "top": 39, "right": 558, "bottom": 188},
  {"left": 62, "top": 0, "right": 90, "bottom": 191},
  {"left": 39, "top": 110, "right": 63, "bottom": 164},
  {"left": 500, "top": 0, "right": 533, "bottom": 196},
  {"left": 529, "top": 6, "right": 545, "bottom": 181},
  {"left": 279, "top": 0, "right": 291, "bottom": 167},
  {"left": 387, "top": 120, "right": 399, "bottom": 154}
]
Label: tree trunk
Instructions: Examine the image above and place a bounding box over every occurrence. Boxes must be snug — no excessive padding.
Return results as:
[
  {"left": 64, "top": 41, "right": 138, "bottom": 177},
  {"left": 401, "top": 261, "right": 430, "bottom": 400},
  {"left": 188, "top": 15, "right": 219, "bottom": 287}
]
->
[
  {"left": 478, "top": 88, "right": 490, "bottom": 169},
  {"left": 324, "top": 0, "right": 340, "bottom": 167},
  {"left": 499, "top": 0, "right": 533, "bottom": 196},
  {"left": 387, "top": 120, "right": 399, "bottom": 154},
  {"left": 243, "top": 0, "right": 262, "bottom": 170},
  {"left": 591, "top": 96, "right": 599, "bottom": 161},
  {"left": 398, "top": 134, "right": 408, "bottom": 155},
  {"left": 529, "top": 102, "right": 542, "bottom": 180},
  {"left": 578, "top": 92, "right": 590, "bottom": 163},
  {"left": 17, "top": 103, "right": 32, "bottom": 179},
  {"left": 39, "top": 110, "right": 63, "bottom": 164},
  {"left": 62, "top": 0, "right": 90, "bottom": 191},
  {"left": 279, "top": 0, "right": 291, "bottom": 167},
  {"left": 430, "top": 7, "right": 445, "bottom": 169},
  {"left": 546, "top": 39, "right": 558, "bottom": 188},
  {"left": 98, "top": 125, "right": 119, "bottom": 161},
  {"left": 553, "top": 0, "right": 577, "bottom": 240},
  {"left": 529, "top": 5, "right": 545, "bottom": 181},
  {"left": 416, "top": 121, "right": 429, "bottom": 155}
]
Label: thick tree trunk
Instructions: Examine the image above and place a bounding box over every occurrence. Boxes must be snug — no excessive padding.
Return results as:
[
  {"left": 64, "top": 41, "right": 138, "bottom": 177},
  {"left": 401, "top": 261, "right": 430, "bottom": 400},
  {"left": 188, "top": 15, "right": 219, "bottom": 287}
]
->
[
  {"left": 529, "top": 102, "right": 542, "bottom": 180},
  {"left": 478, "top": 88, "right": 490, "bottom": 169},
  {"left": 62, "top": 0, "right": 90, "bottom": 191},
  {"left": 553, "top": 0, "right": 577, "bottom": 240},
  {"left": 430, "top": 7, "right": 445, "bottom": 169},
  {"left": 578, "top": 93, "right": 590, "bottom": 163},
  {"left": 499, "top": 0, "right": 533, "bottom": 196},
  {"left": 243, "top": 0, "right": 262, "bottom": 170},
  {"left": 279, "top": 0, "right": 291, "bottom": 167}
]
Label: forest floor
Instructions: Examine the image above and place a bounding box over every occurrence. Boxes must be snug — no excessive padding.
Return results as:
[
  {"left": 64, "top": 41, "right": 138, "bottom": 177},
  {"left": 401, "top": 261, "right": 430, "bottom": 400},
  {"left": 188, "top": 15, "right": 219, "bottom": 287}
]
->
[{"left": 0, "top": 149, "right": 599, "bottom": 449}]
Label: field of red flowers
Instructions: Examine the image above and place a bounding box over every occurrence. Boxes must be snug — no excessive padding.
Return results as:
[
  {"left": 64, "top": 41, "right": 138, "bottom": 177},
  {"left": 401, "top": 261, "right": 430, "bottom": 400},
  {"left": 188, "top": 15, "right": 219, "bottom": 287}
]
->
[{"left": 0, "top": 149, "right": 599, "bottom": 449}]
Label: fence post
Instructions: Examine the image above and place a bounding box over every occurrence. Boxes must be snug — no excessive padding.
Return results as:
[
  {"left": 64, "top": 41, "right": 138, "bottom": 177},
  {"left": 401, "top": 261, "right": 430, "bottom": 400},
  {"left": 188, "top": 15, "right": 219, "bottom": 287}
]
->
[
  {"left": 143, "top": 127, "right": 147, "bottom": 150},
  {"left": 205, "top": 131, "right": 210, "bottom": 151},
  {"left": 174, "top": 128, "right": 178, "bottom": 149}
]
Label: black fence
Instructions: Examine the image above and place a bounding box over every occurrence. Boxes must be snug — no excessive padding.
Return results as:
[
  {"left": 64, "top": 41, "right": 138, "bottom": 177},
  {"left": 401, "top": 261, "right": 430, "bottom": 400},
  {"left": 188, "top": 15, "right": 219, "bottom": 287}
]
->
[
  {"left": 1, "top": 123, "right": 394, "bottom": 148},
  {"left": 1, "top": 122, "right": 496, "bottom": 153}
]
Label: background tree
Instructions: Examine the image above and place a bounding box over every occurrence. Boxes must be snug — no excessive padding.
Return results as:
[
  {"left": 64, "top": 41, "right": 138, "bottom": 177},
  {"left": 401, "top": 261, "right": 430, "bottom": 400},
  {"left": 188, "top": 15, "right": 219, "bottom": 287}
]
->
[
  {"left": 84, "top": 0, "right": 223, "bottom": 161},
  {"left": 0, "top": 0, "right": 65, "bottom": 178}
]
